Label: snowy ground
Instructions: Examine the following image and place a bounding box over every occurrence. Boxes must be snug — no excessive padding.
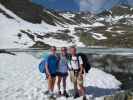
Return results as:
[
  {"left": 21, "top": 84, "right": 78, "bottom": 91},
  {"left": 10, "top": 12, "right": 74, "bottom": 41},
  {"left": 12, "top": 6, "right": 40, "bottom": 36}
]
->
[{"left": 0, "top": 52, "right": 121, "bottom": 100}]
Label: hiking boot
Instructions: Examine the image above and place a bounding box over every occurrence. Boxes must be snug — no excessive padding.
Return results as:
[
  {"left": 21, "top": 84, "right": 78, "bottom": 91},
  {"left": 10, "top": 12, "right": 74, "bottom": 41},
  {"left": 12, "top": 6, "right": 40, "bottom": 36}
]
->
[
  {"left": 73, "top": 92, "right": 80, "bottom": 99},
  {"left": 48, "top": 92, "right": 53, "bottom": 98},
  {"left": 83, "top": 96, "right": 87, "bottom": 100},
  {"left": 58, "top": 91, "right": 61, "bottom": 96},
  {"left": 44, "top": 90, "right": 49, "bottom": 95},
  {"left": 63, "top": 90, "right": 69, "bottom": 97}
]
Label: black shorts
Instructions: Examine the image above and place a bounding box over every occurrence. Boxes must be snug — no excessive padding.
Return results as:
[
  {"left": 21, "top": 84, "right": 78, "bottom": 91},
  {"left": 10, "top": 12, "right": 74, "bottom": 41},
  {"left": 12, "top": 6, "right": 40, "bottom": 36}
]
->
[
  {"left": 51, "top": 73, "right": 57, "bottom": 78},
  {"left": 57, "top": 72, "right": 68, "bottom": 77},
  {"left": 46, "top": 73, "right": 57, "bottom": 79}
]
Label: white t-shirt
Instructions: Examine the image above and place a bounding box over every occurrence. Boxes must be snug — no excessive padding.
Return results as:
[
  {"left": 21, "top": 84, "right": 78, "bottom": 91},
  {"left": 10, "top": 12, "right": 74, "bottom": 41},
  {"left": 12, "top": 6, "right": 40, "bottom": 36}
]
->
[{"left": 68, "top": 56, "right": 83, "bottom": 70}]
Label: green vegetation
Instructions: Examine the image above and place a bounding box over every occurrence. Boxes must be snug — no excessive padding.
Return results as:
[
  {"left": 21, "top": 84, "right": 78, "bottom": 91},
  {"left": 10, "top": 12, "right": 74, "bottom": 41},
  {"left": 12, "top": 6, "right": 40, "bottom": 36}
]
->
[
  {"left": 77, "top": 23, "right": 133, "bottom": 48},
  {"left": 78, "top": 32, "right": 97, "bottom": 46},
  {"left": 98, "top": 6, "right": 133, "bottom": 17},
  {"left": 111, "top": 6, "right": 133, "bottom": 16}
]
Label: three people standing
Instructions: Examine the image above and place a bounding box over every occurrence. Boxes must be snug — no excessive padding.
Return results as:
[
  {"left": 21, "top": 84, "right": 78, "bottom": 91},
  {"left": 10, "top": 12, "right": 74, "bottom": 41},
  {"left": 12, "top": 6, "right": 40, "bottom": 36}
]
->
[{"left": 44, "top": 46, "right": 86, "bottom": 100}]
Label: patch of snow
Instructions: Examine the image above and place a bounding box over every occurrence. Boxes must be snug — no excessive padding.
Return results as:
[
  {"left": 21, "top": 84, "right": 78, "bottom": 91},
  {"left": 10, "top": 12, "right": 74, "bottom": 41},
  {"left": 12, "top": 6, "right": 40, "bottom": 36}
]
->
[
  {"left": 80, "top": 22, "right": 105, "bottom": 28},
  {"left": 106, "top": 27, "right": 125, "bottom": 35},
  {"left": 0, "top": 53, "right": 121, "bottom": 100},
  {"left": 85, "top": 68, "right": 121, "bottom": 89},
  {"left": 60, "top": 13, "right": 75, "bottom": 20},
  {"left": 0, "top": 13, "right": 34, "bottom": 49},
  {"left": 116, "top": 30, "right": 125, "bottom": 34},
  {"left": 114, "top": 16, "right": 125, "bottom": 20},
  {"left": 92, "top": 22, "right": 105, "bottom": 27},
  {"left": 104, "top": 15, "right": 113, "bottom": 23},
  {"left": 91, "top": 32, "right": 107, "bottom": 40},
  {"left": 66, "top": 25, "right": 85, "bottom": 47},
  {"left": 106, "top": 27, "right": 113, "bottom": 32},
  {"left": 96, "top": 17, "right": 105, "bottom": 21},
  {"left": 130, "top": 8, "right": 133, "bottom": 11}
]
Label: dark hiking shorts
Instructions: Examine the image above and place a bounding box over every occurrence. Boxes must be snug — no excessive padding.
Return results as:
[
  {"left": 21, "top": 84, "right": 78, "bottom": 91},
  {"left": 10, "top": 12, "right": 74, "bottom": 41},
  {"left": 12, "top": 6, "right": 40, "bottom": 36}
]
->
[
  {"left": 57, "top": 72, "right": 68, "bottom": 77},
  {"left": 46, "top": 73, "right": 57, "bottom": 79}
]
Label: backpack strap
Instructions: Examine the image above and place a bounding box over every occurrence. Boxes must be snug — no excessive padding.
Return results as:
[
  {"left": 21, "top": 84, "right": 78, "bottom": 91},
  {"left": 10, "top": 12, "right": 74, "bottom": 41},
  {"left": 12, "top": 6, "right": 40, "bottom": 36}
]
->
[
  {"left": 77, "top": 55, "right": 80, "bottom": 69},
  {"left": 69, "top": 54, "right": 80, "bottom": 70}
]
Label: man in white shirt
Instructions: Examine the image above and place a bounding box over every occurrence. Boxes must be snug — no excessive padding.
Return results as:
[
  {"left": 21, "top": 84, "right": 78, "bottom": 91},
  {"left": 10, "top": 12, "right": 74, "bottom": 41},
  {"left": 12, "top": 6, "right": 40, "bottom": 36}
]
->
[{"left": 68, "top": 47, "right": 86, "bottom": 100}]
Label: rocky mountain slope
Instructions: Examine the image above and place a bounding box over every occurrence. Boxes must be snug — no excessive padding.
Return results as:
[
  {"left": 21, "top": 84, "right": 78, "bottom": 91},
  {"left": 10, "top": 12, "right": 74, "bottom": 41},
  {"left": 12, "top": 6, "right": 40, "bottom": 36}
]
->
[
  {"left": 60, "top": 5, "right": 133, "bottom": 48},
  {"left": 0, "top": 0, "right": 133, "bottom": 48}
]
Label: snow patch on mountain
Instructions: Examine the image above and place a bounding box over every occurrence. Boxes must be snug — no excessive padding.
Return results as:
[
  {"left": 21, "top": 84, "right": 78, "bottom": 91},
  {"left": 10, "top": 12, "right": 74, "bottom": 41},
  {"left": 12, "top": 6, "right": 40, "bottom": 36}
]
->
[
  {"left": 91, "top": 32, "right": 107, "bottom": 40},
  {"left": 60, "top": 12, "right": 75, "bottom": 20}
]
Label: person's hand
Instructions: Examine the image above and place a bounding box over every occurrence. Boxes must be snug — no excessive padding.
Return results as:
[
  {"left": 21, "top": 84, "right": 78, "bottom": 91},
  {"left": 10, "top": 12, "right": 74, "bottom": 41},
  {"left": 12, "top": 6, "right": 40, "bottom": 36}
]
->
[
  {"left": 47, "top": 73, "right": 51, "bottom": 79},
  {"left": 48, "top": 74, "right": 52, "bottom": 79},
  {"left": 46, "top": 72, "right": 51, "bottom": 78}
]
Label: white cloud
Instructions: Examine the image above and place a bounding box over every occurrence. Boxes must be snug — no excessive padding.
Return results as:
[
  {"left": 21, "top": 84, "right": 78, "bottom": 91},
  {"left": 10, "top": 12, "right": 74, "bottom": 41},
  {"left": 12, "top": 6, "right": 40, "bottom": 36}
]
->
[{"left": 79, "top": 0, "right": 112, "bottom": 13}]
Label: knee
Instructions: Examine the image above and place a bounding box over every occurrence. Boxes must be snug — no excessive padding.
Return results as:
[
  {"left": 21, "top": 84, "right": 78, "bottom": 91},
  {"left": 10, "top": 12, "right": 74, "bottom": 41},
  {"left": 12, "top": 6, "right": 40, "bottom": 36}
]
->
[
  {"left": 57, "top": 77, "right": 61, "bottom": 83},
  {"left": 63, "top": 77, "right": 66, "bottom": 82}
]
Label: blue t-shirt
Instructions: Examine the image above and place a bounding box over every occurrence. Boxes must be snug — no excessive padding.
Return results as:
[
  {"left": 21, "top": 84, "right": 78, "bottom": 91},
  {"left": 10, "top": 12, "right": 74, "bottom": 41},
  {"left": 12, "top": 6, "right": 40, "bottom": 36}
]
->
[
  {"left": 45, "top": 54, "right": 58, "bottom": 74},
  {"left": 58, "top": 55, "right": 68, "bottom": 73}
]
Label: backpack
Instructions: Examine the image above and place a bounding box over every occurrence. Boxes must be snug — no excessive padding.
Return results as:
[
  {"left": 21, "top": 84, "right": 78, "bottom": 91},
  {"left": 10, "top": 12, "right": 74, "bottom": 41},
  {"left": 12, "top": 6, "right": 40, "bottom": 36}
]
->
[
  {"left": 77, "top": 53, "right": 91, "bottom": 73},
  {"left": 69, "top": 53, "right": 91, "bottom": 73},
  {"left": 38, "top": 53, "right": 49, "bottom": 73},
  {"left": 39, "top": 59, "right": 46, "bottom": 73},
  {"left": 38, "top": 54, "right": 59, "bottom": 74}
]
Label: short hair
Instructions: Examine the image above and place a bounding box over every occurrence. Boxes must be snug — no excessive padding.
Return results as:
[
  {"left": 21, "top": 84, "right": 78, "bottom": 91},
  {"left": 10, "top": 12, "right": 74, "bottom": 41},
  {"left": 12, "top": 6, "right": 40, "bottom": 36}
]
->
[
  {"left": 70, "top": 46, "right": 76, "bottom": 49},
  {"left": 61, "top": 47, "right": 67, "bottom": 50}
]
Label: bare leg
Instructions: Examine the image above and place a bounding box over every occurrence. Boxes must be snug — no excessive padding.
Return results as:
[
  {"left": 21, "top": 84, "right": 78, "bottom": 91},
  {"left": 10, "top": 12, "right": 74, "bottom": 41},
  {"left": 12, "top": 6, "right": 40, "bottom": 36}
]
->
[
  {"left": 51, "top": 78, "right": 56, "bottom": 92},
  {"left": 74, "top": 75, "right": 79, "bottom": 98},
  {"left": 63, "top": 76, "right": 67, "bottom": 91},
  {"left": 79, "top": 85, "right": 85, "bottom": 96},
  {"left": 57, "top": 76, "right": 61, "bottom": 92},
  {"left": 62, "top": 76, "right": 69, "bottom": 97},
  {"left": 48, "top": 76, "right": 52, "bottom": 92}
]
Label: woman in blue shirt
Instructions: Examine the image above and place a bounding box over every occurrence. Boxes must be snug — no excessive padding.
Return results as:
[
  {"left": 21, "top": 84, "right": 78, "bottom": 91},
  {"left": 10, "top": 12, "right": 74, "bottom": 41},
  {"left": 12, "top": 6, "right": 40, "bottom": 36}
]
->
[{"left": 57, "top": 47, "right": 69, "bottom": 97}]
